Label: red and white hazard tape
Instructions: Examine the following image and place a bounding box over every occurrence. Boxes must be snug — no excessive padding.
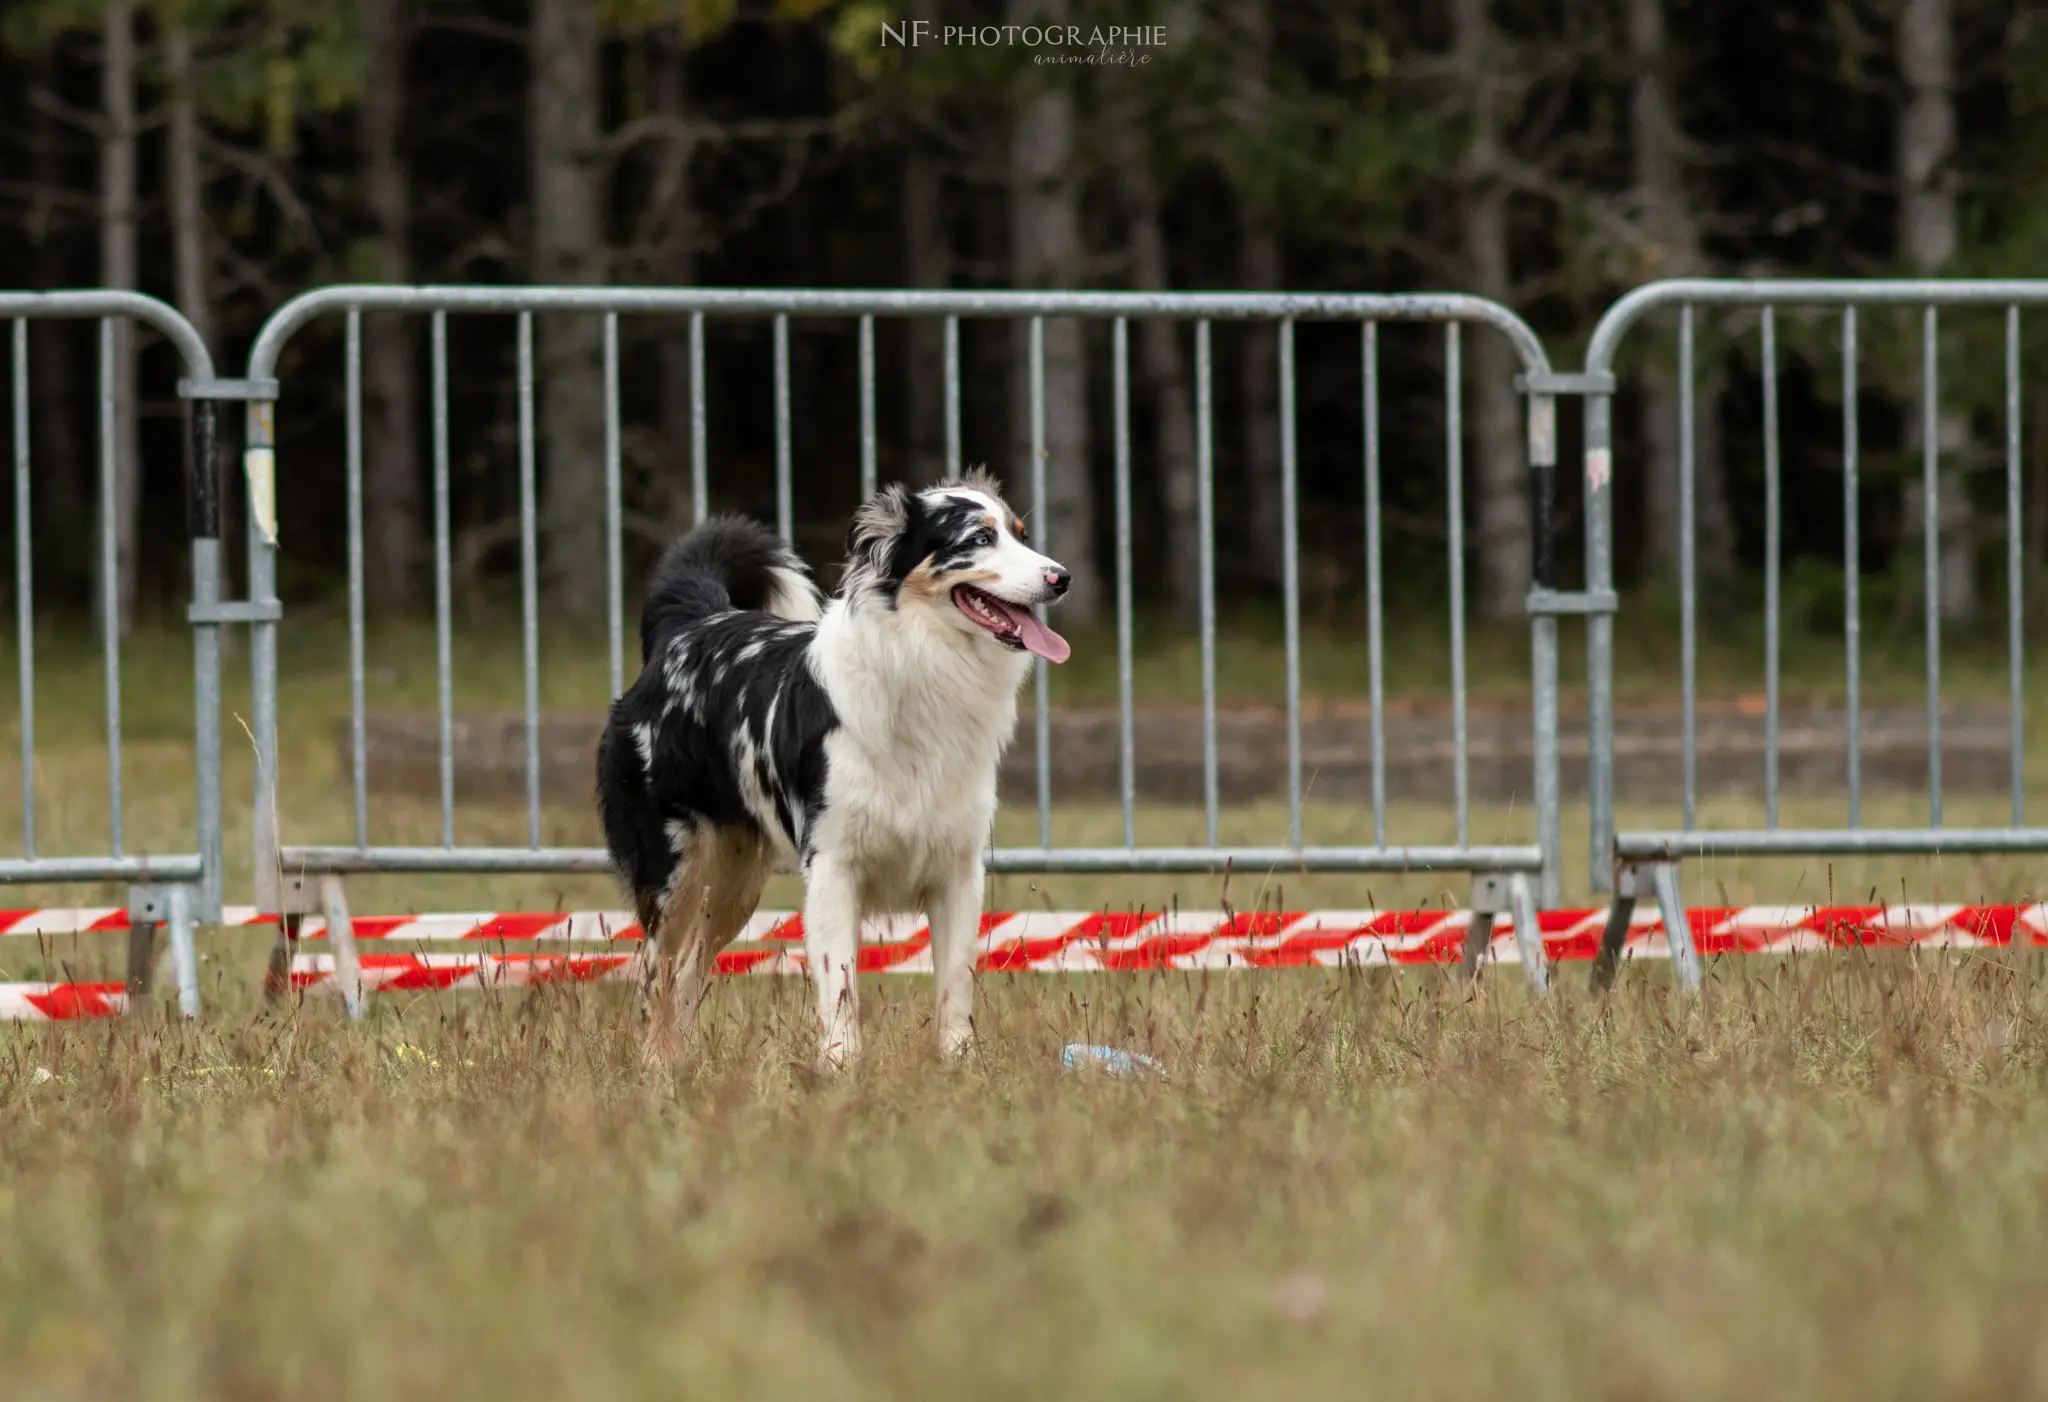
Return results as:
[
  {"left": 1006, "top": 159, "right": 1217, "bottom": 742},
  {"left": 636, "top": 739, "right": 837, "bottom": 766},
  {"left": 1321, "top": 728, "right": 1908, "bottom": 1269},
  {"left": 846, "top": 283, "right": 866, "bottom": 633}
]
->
[{"left": 1, "top": 904, "right": 2042, "bottom": 1020}]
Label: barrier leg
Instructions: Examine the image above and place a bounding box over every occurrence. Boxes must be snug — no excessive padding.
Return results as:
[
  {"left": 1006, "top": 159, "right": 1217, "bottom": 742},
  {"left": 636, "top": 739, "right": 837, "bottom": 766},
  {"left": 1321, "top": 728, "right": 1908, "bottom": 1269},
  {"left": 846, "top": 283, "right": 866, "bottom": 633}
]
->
[
  {"left": 1508, "top": 872, "right": 1548, "bottom": 996},
  {"left": 124, "top": 919, "right": 158, "bottom": 1010},
  {"left": 165, "top": 885, "right": 199, "bottom": 1019},
  {"left": 1650, "top": 860, "right": 1701, "bottom": 993},
  {"left": 1590, "top": 863, "right": 1639, "bottom": 993},
  {"left": 262, "top": 913, "right": 301, "bottom": 1000},
  {"left": 320, "top": 875, "right": 365, "bottom": 1019}
]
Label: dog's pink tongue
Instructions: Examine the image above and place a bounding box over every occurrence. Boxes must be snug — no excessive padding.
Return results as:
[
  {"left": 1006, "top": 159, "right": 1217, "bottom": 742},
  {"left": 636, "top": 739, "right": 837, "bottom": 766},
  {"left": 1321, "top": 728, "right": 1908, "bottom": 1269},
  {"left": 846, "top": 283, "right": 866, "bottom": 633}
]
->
[
  {"left": 1017, "top": 610, "right": 1071, "bottom": 663},
  {"left": 989, "top": 598, "right": 1071, "bottom": 663}
]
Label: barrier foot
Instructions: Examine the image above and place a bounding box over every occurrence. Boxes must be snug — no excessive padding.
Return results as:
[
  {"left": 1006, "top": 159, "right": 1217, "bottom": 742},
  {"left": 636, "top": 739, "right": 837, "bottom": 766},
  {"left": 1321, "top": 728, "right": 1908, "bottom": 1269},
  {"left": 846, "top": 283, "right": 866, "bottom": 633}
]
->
[
  {"left": 1464, "top": 873, "right": 1548, "bottom": 996},
  {"left": 1599, "top": 861, "right": 1701, "bottom": 994},
  {"left": 321, "top": 876, "right": 366, "bottom": 1019}
]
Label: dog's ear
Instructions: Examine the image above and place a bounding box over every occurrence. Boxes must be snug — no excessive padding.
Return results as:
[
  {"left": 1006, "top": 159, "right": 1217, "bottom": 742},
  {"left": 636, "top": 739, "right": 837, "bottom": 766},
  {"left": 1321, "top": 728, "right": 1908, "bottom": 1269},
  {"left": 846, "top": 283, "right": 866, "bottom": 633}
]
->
[{"left": 846, "top": 483, "right": 924, "bottom": 581}]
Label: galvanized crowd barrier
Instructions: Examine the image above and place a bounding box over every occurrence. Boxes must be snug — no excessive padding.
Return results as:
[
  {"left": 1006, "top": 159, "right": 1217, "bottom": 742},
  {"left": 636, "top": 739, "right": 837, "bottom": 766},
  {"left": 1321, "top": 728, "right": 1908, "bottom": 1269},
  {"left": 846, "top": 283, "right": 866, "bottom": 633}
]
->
[
  {"left": 0, "top": 290, "right": 239, "bottom": 1016},
  {"left": 1576, "top": 280, "right": 2048, "bottom": 992},
  {"left": 238, "top": 287, "right": 1588, "bottom": 1009}
]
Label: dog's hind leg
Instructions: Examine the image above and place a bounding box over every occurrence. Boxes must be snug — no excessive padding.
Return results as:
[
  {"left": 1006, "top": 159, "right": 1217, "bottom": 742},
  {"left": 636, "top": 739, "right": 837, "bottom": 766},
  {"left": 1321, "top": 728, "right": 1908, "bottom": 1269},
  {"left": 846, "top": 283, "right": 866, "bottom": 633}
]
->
[
  {"left": 643, "top": 824, "right": 771, "bottom": 1071},
  {"left": 926, "top": 858, "right": 985, "bottom": 1059},
  {"left": 802, "top": 855, "right": 864, "bottom": 1070}
]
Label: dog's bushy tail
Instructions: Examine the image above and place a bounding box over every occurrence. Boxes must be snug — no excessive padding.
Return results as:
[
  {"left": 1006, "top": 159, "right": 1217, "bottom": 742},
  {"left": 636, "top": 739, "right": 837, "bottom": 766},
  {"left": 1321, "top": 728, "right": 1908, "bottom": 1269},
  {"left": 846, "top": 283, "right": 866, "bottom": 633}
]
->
[{"left": 640, "top": 516, "right": 821, "bottom": 661}]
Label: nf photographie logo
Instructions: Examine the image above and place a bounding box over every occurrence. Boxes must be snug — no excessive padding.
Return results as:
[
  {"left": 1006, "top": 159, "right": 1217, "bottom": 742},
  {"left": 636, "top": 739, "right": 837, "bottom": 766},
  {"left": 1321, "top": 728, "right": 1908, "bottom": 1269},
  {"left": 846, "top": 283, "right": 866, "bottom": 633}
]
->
[{"left": 879, "top": 19, "right": 1167, "bottom": 65}]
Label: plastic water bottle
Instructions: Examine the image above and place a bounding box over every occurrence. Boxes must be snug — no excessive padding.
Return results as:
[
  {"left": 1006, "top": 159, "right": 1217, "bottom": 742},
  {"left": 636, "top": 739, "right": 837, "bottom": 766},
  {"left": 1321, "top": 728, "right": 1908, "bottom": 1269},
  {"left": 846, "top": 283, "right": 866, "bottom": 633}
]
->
[{"left": 1061, "top": 1043, "right": 1165, "bottom": 1078}]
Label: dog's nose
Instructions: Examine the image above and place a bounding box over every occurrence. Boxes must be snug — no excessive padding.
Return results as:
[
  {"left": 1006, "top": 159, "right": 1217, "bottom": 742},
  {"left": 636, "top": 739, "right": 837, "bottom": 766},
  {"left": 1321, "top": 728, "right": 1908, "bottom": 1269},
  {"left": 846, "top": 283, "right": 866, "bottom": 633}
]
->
[{"left": 1044, "top": 566, "right": 1071, "bottom": 598}]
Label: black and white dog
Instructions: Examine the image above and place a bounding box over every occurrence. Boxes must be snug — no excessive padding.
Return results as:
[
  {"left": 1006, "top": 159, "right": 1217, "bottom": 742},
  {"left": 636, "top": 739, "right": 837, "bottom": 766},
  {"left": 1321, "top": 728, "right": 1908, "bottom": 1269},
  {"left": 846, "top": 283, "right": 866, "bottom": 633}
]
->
[{"left": 597, "top": 472, "right": 1071, "bottom": 1069}]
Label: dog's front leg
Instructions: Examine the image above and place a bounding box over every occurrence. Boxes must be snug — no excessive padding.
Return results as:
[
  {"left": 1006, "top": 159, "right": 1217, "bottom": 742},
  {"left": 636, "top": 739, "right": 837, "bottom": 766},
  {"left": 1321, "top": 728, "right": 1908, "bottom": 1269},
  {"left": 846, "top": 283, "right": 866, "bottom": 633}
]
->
[
  {"left": 803, "top": 856, "right": 863, "bottom": 1069},
  {"left": 926, "top": 860, "right": 984, "bottom": 1059}
]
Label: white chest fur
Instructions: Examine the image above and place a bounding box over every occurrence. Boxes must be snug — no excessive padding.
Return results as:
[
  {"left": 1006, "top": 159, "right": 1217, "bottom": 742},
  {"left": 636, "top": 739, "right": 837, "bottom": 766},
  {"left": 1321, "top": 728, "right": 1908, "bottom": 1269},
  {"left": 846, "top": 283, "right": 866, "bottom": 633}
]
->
[{"left": 807, "top": 601, "right": 1031, "bottom": 910}]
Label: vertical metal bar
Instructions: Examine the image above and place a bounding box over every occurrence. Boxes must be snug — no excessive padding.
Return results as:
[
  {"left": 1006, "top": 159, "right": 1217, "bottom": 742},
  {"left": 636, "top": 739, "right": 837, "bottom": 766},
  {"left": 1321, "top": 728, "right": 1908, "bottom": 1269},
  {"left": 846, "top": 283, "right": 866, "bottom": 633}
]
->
[
  {"left": 98, "top": 320, "right": 122, "bottom": 856},
  {"left": 1923, "top": 306, "right": 1943, "bottom": 828},
  {"left": 247, "top": 396, "right": 281, "bottom": 914},
  {"left": 1364, "top": 323, "right": 1386, "bottom": 848},
  {"left": 859, "top": 314, "right": 878, "bottom": 501},
  {"left": 346, "top": 312, "right": 367, "bottom": 849},
  {"left": 944, "top": 316, "right": 962, "bottom": 477},
  {"left": 1197, "top": 320, "right": 1219, "bottom": 847},
  {"left": 1585, "top": 389, "right": 1616, "bottom": 893},
  {"left": 1280, "top": 320, "right": 1302, "bottom": 849},
  {"left": 2008, "top": 306, "right": 2024, "bottom": 827},
  {"left": 432, "top": 312, "right": 454, "bottom": 847},
  {"left": 1678, "top": 306, "right": 1697, "bottom": 830},
  {"left": 1762, "top": 306, "right": 1780, "bottom": 832},
  {"left": 518, "top": 312, "right": 542, "bottom": 848},
  {"left": 1113, "top": 318, "right": 1136, "bottom": 849},
  {"left": 1843, "top": 308, "right": 1861, "bottom": 828},
  {"left": 604, "top": 312, "right": 623, "bottom": 698},
  {"left": 1445, "top": 324, "right": 1469, "bottom": 846},
  {"left": 774, "top": 314, "right": 793, "bottom": 544},
  {"left": 690, "top": 311, "right": 708, "bottom": 526},
  {"left": 11, "top": 321, "right": 32, "bottom": 858},
  {"left": 186, "top": 395, "right": 224, "bottom": 923},
  {"left": 1029, "top": 317, "right": 1050, "bottom": 848}
]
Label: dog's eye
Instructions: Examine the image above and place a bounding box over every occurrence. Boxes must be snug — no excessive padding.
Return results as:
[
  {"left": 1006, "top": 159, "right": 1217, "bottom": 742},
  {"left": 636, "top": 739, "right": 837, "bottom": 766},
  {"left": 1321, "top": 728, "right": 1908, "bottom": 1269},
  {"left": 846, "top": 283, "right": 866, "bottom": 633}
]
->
[{"left": 971, "top": 528, "right": 996, "bottom": 549}]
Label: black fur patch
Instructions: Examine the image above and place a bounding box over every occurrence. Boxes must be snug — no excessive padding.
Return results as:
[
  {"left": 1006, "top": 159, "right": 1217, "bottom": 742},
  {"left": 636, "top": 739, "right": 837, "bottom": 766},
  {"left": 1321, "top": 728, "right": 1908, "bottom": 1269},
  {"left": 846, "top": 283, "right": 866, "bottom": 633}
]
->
[{"left": 598, "top": 519, "right": 837, "bottom": 939}]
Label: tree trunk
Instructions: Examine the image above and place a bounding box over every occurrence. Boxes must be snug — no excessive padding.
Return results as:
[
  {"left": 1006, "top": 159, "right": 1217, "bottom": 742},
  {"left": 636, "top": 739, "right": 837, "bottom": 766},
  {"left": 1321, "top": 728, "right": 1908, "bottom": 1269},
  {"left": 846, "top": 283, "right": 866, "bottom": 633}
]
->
[
  {"left": 1106, "top": 117, "right": 1199, "bottom": 617},
  {"left": 25, "top": 56, "right": 86, "bottom": 560},
  {"left": 1008, "top": 0, "right": 1098, "bottom": 622},
  {"left": 902, "top": 141, "right": 948, "bottom": 487},
  {"left": 357, "top": 0, "right": 424, "bottom": 611},
  {"left": 532, "top": 0, "right": 609, "bottom": 619},
  {"left": 101, "top": 3, "right": 140, "bottom": 635},
  {"left": 1628, "top": 0, "right": 1733, "bottom": 587},
  {"left": 650, "top": 22, "right": 699, "bottom": 532},
  {"left": 1897, "top": 0, "right": 1974, "bottom": 620},
  {"left": 1453, "top": 0, "right": 1529, "bottom": 620},
  {"left": 1233, "top": 0, "right": 1283, "bottom": 592},
  {"left": 167, "top": 24, "right": 240, "bottom": 637}
]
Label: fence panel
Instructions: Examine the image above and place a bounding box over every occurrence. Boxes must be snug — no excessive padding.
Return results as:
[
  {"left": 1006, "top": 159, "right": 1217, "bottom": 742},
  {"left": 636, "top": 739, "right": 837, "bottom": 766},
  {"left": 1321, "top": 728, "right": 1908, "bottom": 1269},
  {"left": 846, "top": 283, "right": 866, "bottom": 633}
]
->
[
  {"left": 243, "top": 286, "right": 1578, "bottom": 1009},
  {"left": 0, "top": 290, "right": 232, "bottom": 1017},
  {"left": 1579, "top": 279, "right": 2048, "bottom": 989}
]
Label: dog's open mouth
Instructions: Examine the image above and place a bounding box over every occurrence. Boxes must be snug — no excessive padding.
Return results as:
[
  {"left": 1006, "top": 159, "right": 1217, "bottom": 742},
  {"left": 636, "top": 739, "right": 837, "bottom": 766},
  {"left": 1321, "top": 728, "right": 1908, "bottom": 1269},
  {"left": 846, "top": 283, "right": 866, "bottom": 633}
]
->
[{"left": 951, "top": 585, "right": 1071, "bottom": 663}]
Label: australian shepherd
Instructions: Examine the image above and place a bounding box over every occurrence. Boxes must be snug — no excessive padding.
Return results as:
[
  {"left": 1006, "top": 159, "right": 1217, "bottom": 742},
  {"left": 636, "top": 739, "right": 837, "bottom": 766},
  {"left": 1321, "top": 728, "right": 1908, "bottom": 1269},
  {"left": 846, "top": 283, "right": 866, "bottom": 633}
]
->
[{"left": 597, "top": 472, "right": 1072, "bottom": 1069}]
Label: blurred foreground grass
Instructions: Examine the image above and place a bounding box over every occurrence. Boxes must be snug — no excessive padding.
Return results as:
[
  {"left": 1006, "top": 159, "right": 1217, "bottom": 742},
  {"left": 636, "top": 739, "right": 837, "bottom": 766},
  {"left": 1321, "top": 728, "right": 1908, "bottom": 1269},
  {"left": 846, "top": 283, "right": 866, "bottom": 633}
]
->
[{"left": 3, "top": 958, "right": 2048, "bottom": 1399}]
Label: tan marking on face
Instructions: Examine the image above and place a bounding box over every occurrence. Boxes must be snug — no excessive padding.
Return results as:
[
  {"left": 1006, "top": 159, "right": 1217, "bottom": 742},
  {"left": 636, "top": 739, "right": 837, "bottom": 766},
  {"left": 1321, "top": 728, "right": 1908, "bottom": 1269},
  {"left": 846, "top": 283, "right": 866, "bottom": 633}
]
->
[
  {"left": 981, "top": 513, "right": 998, "bottom": 529},
  {"left": 901, "top": 557, "right": 946, "bottom": 601},
  {"left": 1010, "top": 517, "right": 1028, "bottom": 542}
]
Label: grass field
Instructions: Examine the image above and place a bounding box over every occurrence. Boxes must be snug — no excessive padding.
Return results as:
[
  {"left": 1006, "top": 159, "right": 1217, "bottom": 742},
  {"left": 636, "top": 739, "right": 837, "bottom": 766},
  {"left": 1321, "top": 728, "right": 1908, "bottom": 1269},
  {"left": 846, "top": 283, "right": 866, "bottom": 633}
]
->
[
  {"left": 5, "top": 958, "right": 2048, "bottom": 1400},
  {"left": 3, "top": 610, "right": 2048, "bottom": 1399}
]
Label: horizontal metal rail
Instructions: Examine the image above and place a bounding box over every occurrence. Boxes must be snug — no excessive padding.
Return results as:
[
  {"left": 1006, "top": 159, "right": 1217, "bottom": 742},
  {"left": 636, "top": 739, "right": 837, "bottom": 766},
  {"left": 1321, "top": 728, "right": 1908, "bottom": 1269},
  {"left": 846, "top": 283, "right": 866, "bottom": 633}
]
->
[{"left": 280, "top": 843, "right": 1547, "bottom": 876}]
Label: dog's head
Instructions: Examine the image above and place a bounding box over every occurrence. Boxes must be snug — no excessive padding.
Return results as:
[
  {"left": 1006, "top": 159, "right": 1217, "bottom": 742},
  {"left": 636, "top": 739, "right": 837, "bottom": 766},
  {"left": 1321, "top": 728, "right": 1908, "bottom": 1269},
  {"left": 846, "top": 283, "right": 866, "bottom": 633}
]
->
[{"left": 841, "top": 470, "right": 1072, "bottom": 663}]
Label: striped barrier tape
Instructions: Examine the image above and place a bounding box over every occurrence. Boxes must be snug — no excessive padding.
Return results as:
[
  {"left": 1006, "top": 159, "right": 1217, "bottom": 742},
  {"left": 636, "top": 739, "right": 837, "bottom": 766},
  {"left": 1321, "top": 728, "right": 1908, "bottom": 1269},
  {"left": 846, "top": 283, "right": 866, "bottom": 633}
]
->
[{"left": 0, "top": 903, "right": 2041, "bottom": 1019}]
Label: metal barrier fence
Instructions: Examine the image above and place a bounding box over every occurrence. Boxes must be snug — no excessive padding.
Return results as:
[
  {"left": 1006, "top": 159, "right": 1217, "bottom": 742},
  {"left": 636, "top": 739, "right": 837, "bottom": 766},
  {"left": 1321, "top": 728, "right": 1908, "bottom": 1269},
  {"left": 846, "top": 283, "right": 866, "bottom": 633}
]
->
[
  {"left": 1, "top": 290, "right": 236, "bottom": 1016},
  {"left": 240, "top": 286, "right": 1584, "bottom": 1008},
  {"left": 1579, "top": 280, "right": 2048, "bottom": 991}
]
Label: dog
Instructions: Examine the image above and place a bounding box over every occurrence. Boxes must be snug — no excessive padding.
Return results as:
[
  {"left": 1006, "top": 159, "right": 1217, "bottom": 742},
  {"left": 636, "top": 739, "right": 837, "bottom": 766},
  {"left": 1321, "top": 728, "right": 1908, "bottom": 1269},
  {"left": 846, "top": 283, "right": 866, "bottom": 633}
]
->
[{"left": 596, "top": 471, "right": 1071, "bottom": 1069}]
